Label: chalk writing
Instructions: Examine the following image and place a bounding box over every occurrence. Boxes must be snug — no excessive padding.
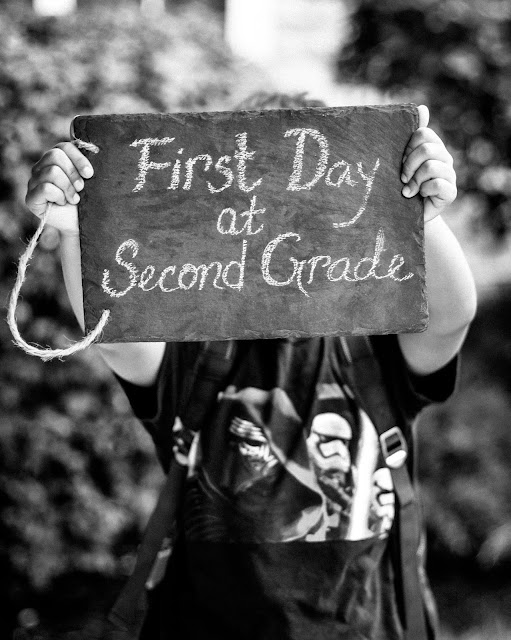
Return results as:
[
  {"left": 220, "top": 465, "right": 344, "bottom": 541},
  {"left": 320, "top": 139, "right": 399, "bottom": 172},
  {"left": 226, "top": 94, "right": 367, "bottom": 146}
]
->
[
  {"left": 234, "top": 132, "right": 263, "bottom": 193},
  {"left": 217, "top": 196, "right": 265, "bottom": 235},
  {"left": 104, "top": 126, "right": 410, "bottom": 300},
  {"left": 169, "top": 148, "right": 183, "bottom": 190},
  {"left": 334, "top": 159, "right": 381, "bottom": 228},
  {"left": 102, "top": 238, "right": 247, "bottom": 296},
  {"left": 128, "top": 130, "right": 381, "bottom": 231},
  {"left": 285, "top": 128, "right": 330, "bottom": 191},
  {"left": 130, "top": 133, "right": 262, "bottom": 194},
  {"left": 260, "top": 227, "right": 412, "bottom": 298},
  {"left": 102, "top": 226, "right": 412, "bottom": 300},
  {"left": 208, "top": 156, "right": 234, "bottom": 194},
  {"left": 130, "top": 137, "right": 175, "bottom": 193},
  {"left": 75, "top": 105, "right": 425, "bottom": 342},
  {"left": 183, "top": 154, "right": 212, "bottom": 190},
  {"left": 325, "top": 160, "right": 357, "bottom": 188}
]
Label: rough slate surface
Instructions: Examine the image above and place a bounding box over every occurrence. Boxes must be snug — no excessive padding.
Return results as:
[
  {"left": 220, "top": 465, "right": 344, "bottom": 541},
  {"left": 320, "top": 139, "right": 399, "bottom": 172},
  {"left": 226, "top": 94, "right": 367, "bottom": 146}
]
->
[{"left": 73, "top": 104, "right": 427, "bottom": 342}]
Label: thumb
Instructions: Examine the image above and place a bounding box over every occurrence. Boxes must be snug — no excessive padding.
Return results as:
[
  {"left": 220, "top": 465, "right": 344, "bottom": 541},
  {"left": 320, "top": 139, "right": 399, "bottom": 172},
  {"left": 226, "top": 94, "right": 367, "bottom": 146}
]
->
[
  {"left": 46, "top": 202, "right": 79, "bottom": 235},
  {"left": 417, "top": 104, "right": 430, "bottom": 128}
]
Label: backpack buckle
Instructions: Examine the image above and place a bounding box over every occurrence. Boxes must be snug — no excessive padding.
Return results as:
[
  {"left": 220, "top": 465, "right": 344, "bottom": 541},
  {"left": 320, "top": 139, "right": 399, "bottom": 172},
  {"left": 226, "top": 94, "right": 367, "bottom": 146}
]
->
[
  {"left": 380, "top": 427, "right": 408, "bottom": 469},
  {"left": 145, "top": 537, "right": 172, "bottom": 590}
]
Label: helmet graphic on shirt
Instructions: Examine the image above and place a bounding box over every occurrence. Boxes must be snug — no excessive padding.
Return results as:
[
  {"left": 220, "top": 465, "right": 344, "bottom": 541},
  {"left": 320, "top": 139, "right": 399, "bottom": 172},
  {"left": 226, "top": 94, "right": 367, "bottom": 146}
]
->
[
  {"left": 228, "top": 416, "right": 279, "bottom": 483},
  {"left": 307, "top": 412, "right": 353, "bottom": 475},
  {"left": 192, "top": 386, "right": 326, "bottom": 542}
]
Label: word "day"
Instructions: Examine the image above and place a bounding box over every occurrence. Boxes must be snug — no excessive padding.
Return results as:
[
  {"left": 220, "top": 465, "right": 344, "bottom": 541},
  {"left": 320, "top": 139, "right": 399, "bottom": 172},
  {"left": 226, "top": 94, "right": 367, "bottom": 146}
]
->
[{"left": 101, "top": 229, "right": 413, "bottom": 300}]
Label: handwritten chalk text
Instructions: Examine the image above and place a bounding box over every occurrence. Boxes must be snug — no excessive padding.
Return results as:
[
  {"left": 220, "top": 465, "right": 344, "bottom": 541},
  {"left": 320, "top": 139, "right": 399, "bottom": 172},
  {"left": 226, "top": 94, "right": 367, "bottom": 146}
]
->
[
  {"left": 217, "top": 196, "right": 265, "bottom": 236},
  {"left": 102, "top": 238, "right": 247, "bottom": 297},
  {"left": 261, "top": 228, "right": 412, "bottom": 298},
  {"left": 130, "top": 132, "right": 261, "bottom": 194},
  {"left": 129, "top": 130, "right": 380, "bottom": 230},
  {"left": 98, "top": 122, "right": 419, "bottom": 307},
  {"left": 101, "top": 228, "right": 413, "bottom": 300}
]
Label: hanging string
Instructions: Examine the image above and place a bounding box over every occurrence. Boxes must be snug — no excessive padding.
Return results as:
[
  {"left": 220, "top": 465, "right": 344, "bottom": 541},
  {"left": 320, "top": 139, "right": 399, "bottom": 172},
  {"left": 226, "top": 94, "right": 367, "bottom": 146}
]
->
[{"left": 7, "top": 202, "right": 110, "bottom": 362}]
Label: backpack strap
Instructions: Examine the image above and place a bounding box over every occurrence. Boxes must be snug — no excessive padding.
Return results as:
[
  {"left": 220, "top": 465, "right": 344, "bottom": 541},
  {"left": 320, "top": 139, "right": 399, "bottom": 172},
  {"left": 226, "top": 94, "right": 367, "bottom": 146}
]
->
[
  {"left": 107, "top": 341, "right": 237, "bottom": 637},
  {"left": 339, "top": 335, "right": 429, "bottom": 640}
]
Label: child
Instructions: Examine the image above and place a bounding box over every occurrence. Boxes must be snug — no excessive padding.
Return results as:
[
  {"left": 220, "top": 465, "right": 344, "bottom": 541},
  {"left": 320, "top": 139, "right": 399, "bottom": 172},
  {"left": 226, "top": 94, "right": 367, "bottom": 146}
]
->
[{"left": 25, "top": 96, "right": 476, "bottom": 640}]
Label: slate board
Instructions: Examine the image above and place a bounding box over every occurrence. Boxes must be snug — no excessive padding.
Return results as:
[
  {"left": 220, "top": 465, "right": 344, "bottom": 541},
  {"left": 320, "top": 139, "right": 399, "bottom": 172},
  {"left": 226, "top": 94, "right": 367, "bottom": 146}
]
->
[{"left": 73, "top": 104, "right": 427, "bottom": 342}]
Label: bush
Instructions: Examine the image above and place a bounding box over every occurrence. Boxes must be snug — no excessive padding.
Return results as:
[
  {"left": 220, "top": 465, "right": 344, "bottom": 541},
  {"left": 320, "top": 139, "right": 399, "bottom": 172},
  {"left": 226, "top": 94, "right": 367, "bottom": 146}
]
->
[
  {"left": 417, "top": 287, "right": 511, "bottom": 569},
  {"left": 337, "top": 0, "right": 511, "bottom": 238},
  {"left": 0, "top": 2, "right": 260, "bottom": 355},
  {"left": 337, "top": 0, "right": 511, "bottom": 580},
  {"left": 0, "top": 3, "right": 262, "bottom": 635}
]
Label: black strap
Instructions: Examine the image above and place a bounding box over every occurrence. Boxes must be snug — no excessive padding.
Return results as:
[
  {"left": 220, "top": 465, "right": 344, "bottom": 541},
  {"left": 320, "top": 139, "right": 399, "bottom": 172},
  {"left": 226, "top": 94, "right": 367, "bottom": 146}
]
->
[
  {"left": 340, "top": 336, "right": 429, "bottom": 640},
  {"left": 108, "top": 341, "right": 237, "bottom": 637},
  {"left": 108, "top": 459, "right": 185, "bottom": 635}
]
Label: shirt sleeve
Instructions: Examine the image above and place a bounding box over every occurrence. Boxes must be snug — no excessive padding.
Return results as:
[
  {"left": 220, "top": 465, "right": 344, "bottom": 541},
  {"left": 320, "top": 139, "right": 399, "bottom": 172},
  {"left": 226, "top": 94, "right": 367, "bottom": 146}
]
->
[
  {"left": 115, "top": 342, "right": 200, "bottom": 471},
  {"left": 370, "top": 334, "right": 459, "bottom": 424}
]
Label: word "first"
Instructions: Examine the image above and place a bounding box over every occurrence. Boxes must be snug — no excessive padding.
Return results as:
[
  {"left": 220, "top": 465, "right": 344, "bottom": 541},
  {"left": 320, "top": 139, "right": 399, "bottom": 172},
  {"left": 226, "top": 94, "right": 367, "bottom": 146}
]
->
[{"left": 129, "top": 130, "right": 380, "bottom": 205}]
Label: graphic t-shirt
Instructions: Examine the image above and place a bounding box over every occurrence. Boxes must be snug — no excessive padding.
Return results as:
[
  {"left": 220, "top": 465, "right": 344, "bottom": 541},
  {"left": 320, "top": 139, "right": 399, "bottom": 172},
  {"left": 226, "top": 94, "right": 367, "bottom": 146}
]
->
[{"left": 119, "top": 336, "right": 457, "bottom": 640}]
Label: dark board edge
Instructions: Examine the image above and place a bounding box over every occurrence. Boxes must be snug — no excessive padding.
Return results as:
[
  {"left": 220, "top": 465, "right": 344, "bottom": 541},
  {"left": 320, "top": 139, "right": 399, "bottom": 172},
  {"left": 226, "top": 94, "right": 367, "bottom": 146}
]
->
[
  {"left": 72, "top": 103, "right": 419, "bottom": 140},
  {"left": 89, "top": 320, "right": 429, "bottom": 344}
]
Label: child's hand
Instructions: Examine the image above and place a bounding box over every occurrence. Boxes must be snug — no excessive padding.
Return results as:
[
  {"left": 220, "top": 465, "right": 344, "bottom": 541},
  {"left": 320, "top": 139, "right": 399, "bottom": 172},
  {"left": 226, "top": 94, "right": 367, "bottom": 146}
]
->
[
  {"left": 401, "top": 105, "right": 457, "bottom": 223},
  {"left": 25, "top": 142, "right": 94, "bottom": 235}
]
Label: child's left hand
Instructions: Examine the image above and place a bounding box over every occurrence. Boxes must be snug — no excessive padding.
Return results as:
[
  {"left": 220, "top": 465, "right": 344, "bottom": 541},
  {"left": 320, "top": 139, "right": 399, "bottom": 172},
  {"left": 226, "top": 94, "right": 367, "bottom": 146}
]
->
[{"left": 401, "top": 105, "right": 457, "bottom": 223}]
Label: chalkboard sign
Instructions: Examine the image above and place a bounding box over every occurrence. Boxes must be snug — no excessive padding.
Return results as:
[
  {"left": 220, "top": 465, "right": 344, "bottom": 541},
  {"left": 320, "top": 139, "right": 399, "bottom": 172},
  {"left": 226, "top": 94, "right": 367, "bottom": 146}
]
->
[{"left": 73, "top": 104, "right": 427, "bottom": 342}]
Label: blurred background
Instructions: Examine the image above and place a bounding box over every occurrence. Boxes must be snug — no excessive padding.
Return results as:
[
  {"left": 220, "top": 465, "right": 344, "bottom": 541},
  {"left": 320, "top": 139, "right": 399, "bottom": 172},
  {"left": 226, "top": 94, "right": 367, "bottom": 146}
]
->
[{"left": 1, "top": 0, "right": 510, "bottom": 638}]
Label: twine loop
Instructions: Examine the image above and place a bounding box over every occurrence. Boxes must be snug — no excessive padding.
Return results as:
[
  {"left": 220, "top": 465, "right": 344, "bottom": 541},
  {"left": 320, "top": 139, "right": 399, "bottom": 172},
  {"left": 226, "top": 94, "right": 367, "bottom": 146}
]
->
[
  {"left": 74, "top": 138, "right": 100, "bottom": 154},
  {"left": 7, "top": 202, "right": 110, "bottom": 361}
]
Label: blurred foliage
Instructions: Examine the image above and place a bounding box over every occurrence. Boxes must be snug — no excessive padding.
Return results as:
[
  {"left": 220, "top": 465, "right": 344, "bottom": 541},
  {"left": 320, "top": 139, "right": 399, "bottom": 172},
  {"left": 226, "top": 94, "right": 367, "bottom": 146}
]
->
[
  {"left": 412, "top": 288, "right": 511, "bottom": 638},
  {"left": 337, "top": 6, "right": 511, "bottom": 618},
  {"left": 0, "top": 2, "right": 262, "bottom": 635},
  {"left": 337, "top": 0, "right": 511, "bottom": 239},
  {"left": 0, "top": 1, "right": 260, "bottom": 353},
  {"left": 417, "top": 286, "right": 511, "bottom": 569},
  {"left": 1, "top": 376, "right": 162, "bottom": 632}
]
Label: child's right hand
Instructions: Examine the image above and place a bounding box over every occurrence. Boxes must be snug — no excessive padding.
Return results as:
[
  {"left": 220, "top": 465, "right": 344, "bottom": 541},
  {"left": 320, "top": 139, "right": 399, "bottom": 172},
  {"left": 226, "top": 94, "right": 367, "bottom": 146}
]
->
[{"left": 25, "top": 142, "right": 94, "bottom": 235}]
